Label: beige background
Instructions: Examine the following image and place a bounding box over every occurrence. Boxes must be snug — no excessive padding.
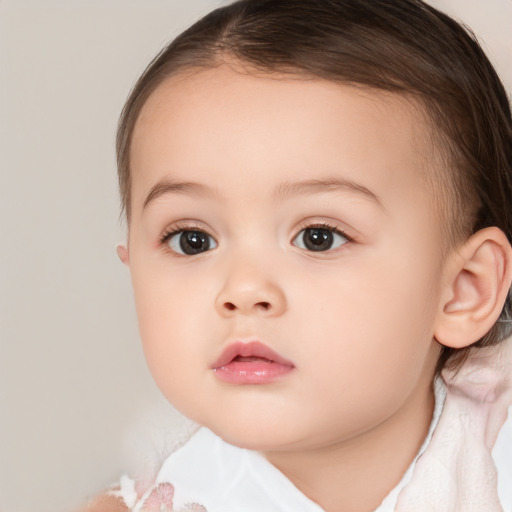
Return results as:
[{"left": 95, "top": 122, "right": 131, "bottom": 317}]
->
[{"left": 0, "top": 1, "right": 510, "bottom": 511}]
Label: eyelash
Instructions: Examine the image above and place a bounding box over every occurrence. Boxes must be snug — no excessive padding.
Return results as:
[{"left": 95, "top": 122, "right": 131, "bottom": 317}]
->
[
  {"left": 158, "top": 221, "right": 353, "bottom": 254},
  {"left": 295, "top": 221, "right": 351, "bottom": 240},
  {"left": 159, "top": 222, "right": 209, "bottom": 245}
]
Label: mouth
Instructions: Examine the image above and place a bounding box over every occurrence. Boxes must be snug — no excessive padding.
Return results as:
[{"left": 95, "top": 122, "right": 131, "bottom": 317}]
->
[{"left": 212, "top": 341, "right": 295, "bottom": 384}]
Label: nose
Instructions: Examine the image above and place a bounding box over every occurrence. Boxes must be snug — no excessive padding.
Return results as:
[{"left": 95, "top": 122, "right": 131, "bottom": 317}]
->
[{"left": 214, "top": 261, "right": 287, "bottom": 318}]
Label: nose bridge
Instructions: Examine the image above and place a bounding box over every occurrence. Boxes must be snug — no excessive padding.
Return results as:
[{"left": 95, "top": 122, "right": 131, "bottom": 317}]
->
[{"left": 215, "top": 246, "right": 287, "bottom": 317}]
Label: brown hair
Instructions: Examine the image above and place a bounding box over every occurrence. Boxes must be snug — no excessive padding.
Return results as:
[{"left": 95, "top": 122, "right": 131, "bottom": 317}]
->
[{"left": 116, "top": 0, "right": 512, "bottom": 370}]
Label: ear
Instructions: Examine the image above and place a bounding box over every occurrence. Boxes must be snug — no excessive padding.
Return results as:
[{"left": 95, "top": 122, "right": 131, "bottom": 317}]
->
[
  {"left": 116, "top": 243, "right": 130, "bottom": 265},
  {"left": 434, "top": 227, "right": 512, "bottom": 349}
]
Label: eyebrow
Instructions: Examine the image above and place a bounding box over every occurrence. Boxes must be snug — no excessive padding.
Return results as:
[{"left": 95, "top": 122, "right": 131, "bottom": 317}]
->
[
  {"left": 142, "top": 176, "right": 383, "bottom": 210},
  {"left": 142, "top": 179, "right": 220, "bottom": 210},
  {"left": 275, "top": 177, "right": 383, "bottom": 207}
]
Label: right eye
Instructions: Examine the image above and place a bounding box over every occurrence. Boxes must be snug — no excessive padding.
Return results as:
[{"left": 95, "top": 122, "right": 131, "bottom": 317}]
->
[{"left": 163, "top": 229, "right": 218, "bottom": 256}]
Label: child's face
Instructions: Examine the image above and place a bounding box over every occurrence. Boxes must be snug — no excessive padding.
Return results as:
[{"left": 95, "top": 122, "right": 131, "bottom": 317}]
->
[{"left": 125, "top": 66, "right": 446, "bottom": 451}]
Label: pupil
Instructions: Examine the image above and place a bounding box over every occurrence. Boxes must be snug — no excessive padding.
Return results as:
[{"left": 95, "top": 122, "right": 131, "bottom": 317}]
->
[
  {"left": 180, "top": 231, "right": 209, "bottom": 255},
  {"left": 304, "top": 228, "right": 333, "bottom": 251}
]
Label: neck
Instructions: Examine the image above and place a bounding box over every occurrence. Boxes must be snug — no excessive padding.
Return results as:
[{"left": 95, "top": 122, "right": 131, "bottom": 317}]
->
[{"left": 263, "top": 379, "right": 435, "bottom": 512}]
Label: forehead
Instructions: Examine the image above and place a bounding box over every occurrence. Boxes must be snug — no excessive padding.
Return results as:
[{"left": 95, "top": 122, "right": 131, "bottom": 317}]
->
[{"left": 130, "top": 66, "right": 433, "bottom": 214}]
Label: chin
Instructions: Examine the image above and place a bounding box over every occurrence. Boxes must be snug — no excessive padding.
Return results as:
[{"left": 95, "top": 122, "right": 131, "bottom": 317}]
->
[{"left": 202, "top": 414, "right": 305, "bottom": 452}]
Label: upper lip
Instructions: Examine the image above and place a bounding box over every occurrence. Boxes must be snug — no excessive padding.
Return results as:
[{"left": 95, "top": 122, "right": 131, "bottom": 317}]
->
[{"left": 211, "top": 341, "right": 295, "bottom": 369}]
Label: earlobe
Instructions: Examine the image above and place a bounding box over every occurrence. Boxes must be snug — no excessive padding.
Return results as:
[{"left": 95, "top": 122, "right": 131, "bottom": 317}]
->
[
  {"left": 434, "top": 227, "right": 512, "bottom": 349},
  {"left": 116, "top": 243, "right": 130, "bottom": 265}
]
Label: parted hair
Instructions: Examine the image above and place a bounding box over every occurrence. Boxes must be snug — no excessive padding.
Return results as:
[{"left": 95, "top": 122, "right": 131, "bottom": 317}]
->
[{"left": 116, "top": 0, "right": 512, "bottom": 371}]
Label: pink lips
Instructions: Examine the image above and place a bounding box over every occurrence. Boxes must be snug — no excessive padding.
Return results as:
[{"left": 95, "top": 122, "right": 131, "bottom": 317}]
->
[{"left": 212, "top": 341, "right": 295, "bottom": 384}]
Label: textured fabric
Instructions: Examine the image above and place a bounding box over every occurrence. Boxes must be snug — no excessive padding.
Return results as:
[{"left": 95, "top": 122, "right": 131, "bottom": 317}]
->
[
  {"left": 112, "top": 338, "right": 512, "bottom": 512},
  {"left": 395, "top": 337, "right": 512, "bottom": 512}
]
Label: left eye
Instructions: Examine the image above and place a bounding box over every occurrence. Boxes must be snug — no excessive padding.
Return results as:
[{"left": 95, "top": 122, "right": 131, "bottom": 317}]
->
[
  {"left": 292, "top": 226, "right": 348, "bottom": 252},
  {"left": 166, "top": 230, "right": 218, "bottom": 255}
]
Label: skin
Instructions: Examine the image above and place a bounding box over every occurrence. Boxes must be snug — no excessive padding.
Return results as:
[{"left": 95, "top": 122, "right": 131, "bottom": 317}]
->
[
  {"left": 118, "top": 66, "right": 510, "bottom": 511},
  {"left": 79, "top": 494, "right": 127, "bottom": 512}
]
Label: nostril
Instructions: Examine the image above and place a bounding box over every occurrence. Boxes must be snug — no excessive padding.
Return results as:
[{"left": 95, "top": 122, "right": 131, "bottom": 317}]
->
[{"left": 220, "top": 300, "right": 273, "bottom": 313}]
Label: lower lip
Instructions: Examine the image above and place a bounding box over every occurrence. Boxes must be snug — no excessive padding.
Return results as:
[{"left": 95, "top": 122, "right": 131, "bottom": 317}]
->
[{"left": 214, "top": 360, "right": 294, "bottom": 384}]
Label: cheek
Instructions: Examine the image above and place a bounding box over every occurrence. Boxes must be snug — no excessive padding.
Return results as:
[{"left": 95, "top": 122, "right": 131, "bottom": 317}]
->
[
  {"left": 129, "top": 260, "right": 223, "bottom": 407},
  {"left": 292, "top": 247, "right": 440, "bottom": 390},
  {"left": 131, "top": 266, "right": 198, "bottom": 367},
  {"left": 286, "top": 273, "right": 439, "bottom": 440}
]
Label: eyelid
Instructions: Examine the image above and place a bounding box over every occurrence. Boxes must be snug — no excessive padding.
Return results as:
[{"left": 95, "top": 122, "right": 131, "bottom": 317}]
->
[{"left": 292, "top": 220, "right": 353, "bottom": 242}]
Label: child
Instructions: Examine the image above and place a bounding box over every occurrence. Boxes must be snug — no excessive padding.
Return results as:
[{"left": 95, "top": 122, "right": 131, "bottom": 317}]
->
[{"left": 86, "top": 0, "right": 512, "bottom": 510}]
